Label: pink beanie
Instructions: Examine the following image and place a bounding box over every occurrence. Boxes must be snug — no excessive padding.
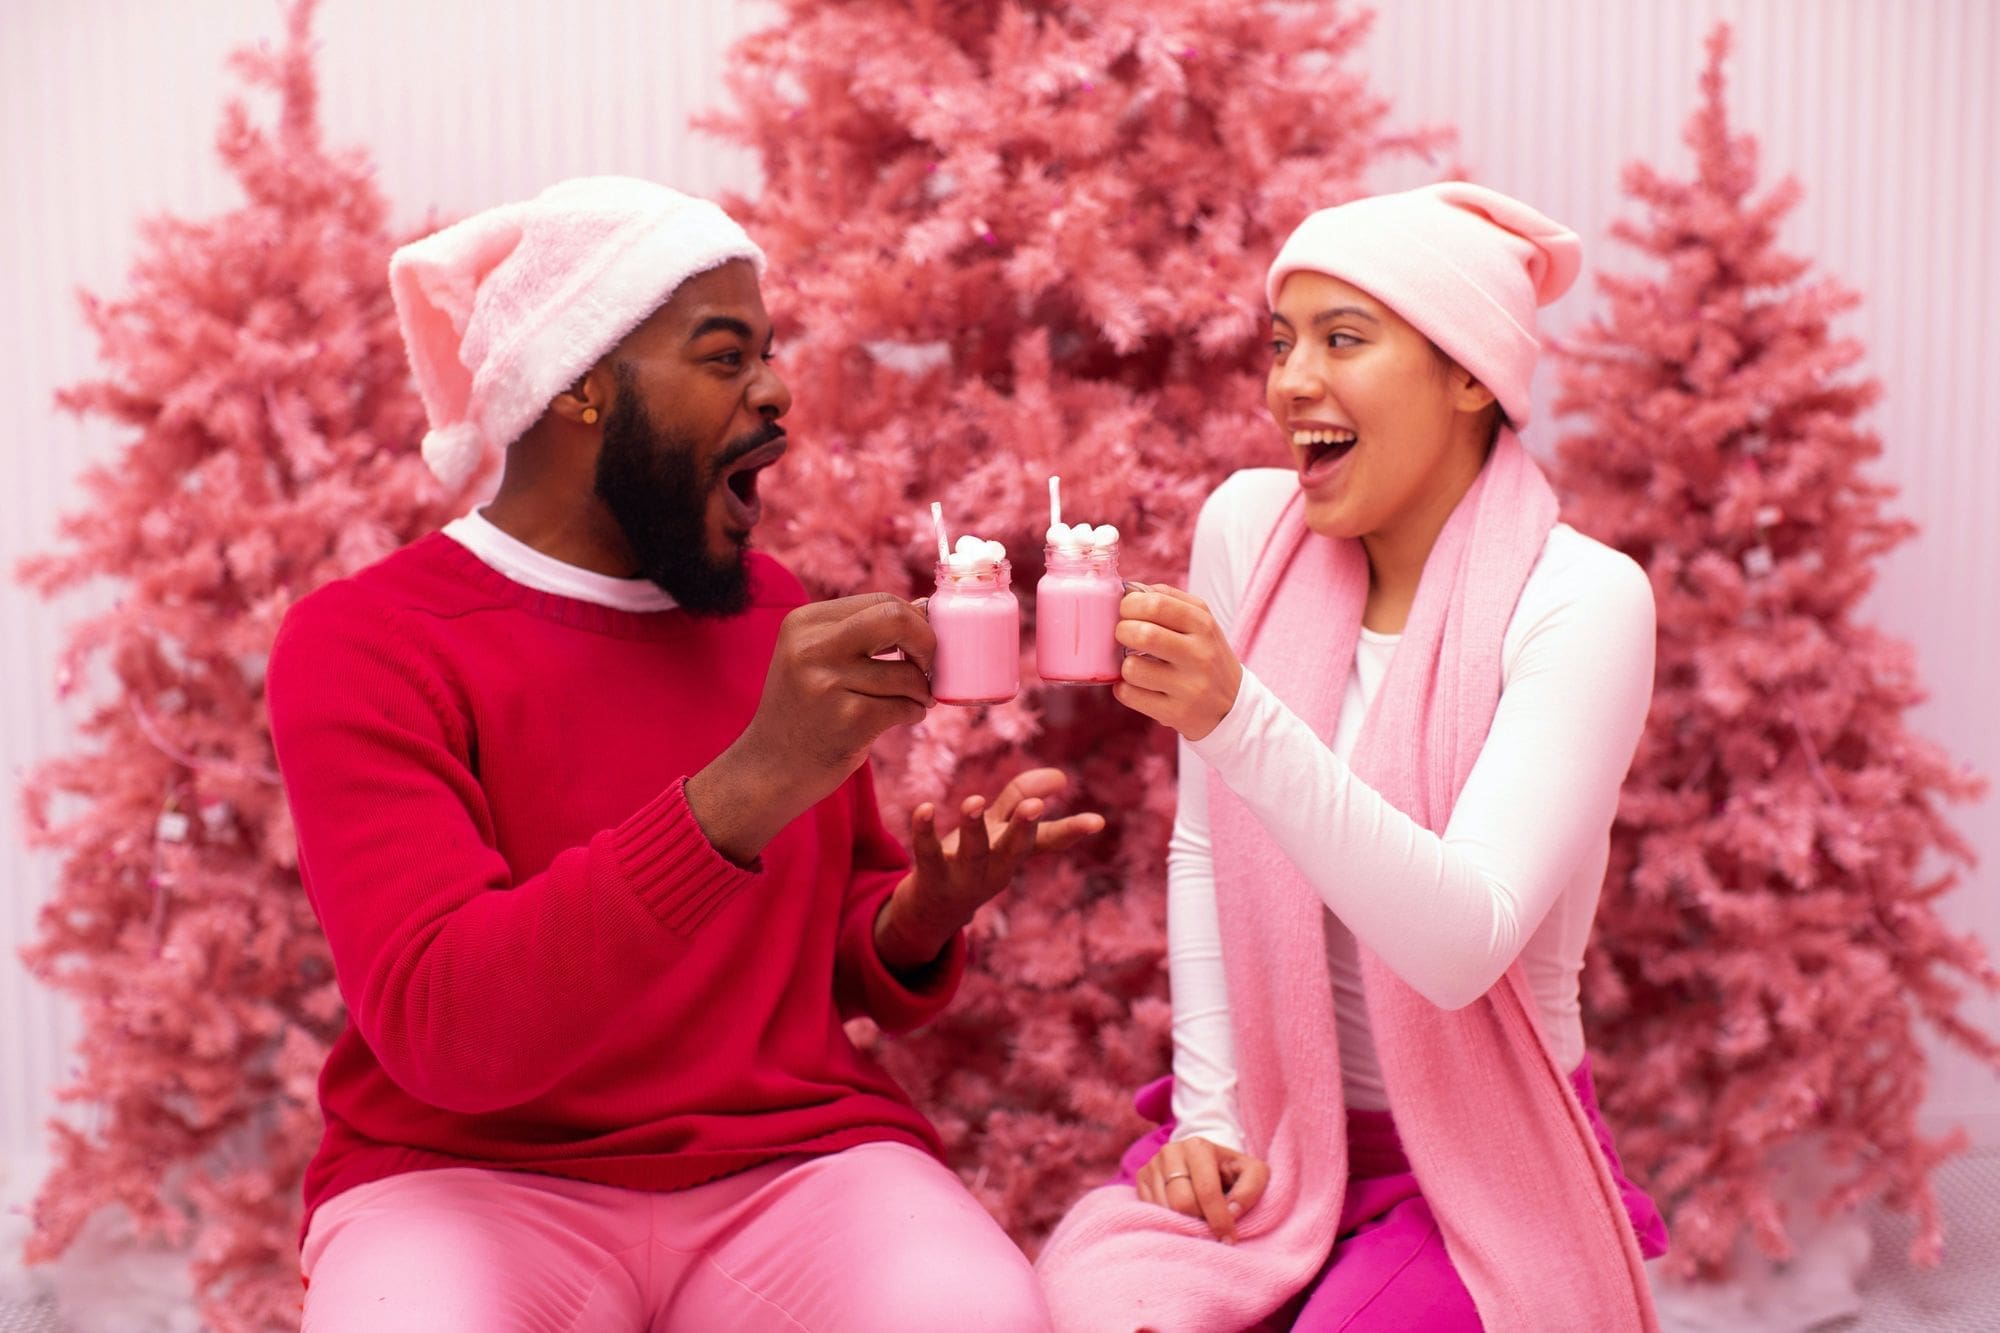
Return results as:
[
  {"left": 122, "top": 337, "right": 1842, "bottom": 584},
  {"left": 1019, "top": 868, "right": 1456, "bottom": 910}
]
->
[
  {"left": 390, "top": 176, "right": 766, "bottom": 489},
  {"left": 1265, "top": 182, "right": 1581, "bottom": 426}
]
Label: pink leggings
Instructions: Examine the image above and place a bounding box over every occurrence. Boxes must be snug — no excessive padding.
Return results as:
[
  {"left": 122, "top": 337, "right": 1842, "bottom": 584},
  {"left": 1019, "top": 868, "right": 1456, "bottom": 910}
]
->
[
  {"left": 300, "top": 1141, "right": 1050, "bottom": 1332},
  {"left": 1117, "top": 1059, "right": 1668, "bottom": 1331}
]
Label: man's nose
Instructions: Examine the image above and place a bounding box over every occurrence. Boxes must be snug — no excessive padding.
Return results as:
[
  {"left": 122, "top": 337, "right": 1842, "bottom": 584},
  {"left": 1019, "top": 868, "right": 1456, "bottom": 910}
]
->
[{"left": 753, "top": 360, "right": 792, "bottom": 419}]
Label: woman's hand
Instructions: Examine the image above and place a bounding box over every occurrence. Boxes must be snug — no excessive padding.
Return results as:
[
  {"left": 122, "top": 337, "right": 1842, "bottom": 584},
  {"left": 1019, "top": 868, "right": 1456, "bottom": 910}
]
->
[
  {"left": 1134, "top": 1135, "right": 1270, "bottom": 1243},
  {"left": 1113, "top": 584, "right": 1243, "bottom": 741}
]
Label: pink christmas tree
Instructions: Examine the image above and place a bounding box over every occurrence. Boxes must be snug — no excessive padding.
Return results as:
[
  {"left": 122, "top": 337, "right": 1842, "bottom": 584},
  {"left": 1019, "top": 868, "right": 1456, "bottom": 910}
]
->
[
  {"left": 705, "top": 0, "right": 1444, "bottom": 1244},
  {"left": 1553, "top": 24, "right": 1995, "bottom": 1277},
  {"left": 14, "top": 2, "right": 466, "bottom": 1326}
]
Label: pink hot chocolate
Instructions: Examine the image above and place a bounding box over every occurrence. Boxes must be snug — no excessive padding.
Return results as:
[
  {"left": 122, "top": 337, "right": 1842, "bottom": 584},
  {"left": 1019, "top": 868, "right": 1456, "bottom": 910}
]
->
[
  {"left": 1036, "top": 521, "right": 1123, "bottom": 684},
  {"left": 928, "top": 535, "right": 1019, "bottom": 705}
]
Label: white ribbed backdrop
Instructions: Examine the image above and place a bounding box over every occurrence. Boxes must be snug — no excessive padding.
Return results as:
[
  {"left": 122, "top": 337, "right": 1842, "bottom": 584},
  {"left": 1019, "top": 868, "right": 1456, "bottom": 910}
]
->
[{"left": 2, "top": 1, "right": 1995, "bottom": 1199}]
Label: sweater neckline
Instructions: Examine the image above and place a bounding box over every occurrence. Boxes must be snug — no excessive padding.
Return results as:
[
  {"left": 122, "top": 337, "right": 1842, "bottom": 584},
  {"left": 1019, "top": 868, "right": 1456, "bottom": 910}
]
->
[{"left": 418, "top": 533, "right": 740, "bottom": 640}]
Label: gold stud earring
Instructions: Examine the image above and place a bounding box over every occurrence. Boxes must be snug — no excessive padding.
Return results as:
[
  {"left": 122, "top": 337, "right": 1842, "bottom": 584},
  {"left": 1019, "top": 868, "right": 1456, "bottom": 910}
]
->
[{"left": 581, "top": 407, "right": 600, "bottom": 425}]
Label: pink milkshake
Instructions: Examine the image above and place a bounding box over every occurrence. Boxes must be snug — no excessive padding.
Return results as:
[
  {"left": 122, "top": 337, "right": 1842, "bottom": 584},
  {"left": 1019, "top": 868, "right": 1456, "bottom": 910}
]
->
[
  {"left": 928, "top": 535, "right": 1019, "bottom": 705},
  {"left": 1036, "top": 522, "right": 1124, "bottom": 684}
]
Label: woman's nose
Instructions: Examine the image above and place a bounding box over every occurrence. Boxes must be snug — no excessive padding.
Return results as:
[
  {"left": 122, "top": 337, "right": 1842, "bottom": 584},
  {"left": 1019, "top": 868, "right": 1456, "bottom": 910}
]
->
[{"left": 1273, "top": 350, "right": 1320, "bottom": 403}]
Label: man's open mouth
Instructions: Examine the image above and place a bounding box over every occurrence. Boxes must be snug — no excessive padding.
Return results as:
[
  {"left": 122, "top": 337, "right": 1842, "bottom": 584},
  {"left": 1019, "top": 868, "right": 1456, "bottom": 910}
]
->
[{"left": 719, "top": 437, "right": 788, "bottom": 529}]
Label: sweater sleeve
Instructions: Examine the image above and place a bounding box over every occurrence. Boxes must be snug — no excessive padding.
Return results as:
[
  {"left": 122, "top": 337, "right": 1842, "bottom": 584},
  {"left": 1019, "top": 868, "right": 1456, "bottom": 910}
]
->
[
  {"left": 832, "top": 762, "right": 968, "bottom": 1034},
  {"left": 1188, "top": 548, "right": 1657, "bottom": 1011},
  {"left": 266, "top": 582, "right": 761, "bottom": 1115}
]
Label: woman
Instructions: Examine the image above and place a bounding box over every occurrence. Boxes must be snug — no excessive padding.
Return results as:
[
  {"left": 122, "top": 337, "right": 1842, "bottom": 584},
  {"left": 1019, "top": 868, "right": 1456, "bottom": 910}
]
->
[{"left": 1037, "top": 183, "right": 1668, "bottom": 1332}]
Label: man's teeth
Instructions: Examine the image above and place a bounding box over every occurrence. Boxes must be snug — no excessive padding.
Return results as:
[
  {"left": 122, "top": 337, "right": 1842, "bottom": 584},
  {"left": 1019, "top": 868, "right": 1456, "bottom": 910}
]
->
[{"left": 1292, "top": 428, "right": 1357, "bottom": 447}]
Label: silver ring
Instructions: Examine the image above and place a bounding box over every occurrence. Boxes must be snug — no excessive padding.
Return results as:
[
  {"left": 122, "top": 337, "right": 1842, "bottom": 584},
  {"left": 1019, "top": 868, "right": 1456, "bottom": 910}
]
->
[{"left": 1163, "top": 1170, "right": 1192, "bottom": 1183}]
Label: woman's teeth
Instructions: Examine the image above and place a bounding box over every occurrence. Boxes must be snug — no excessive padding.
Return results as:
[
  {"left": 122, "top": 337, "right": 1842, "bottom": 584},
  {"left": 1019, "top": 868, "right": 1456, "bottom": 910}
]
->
[{"left": 1292, "top": 428, "right": 1357, "bottom": 447}]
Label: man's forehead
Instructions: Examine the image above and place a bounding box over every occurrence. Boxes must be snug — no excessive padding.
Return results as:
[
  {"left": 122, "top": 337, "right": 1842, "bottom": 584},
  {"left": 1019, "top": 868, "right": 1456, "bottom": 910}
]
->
[{"left": 660, "top": 260, "right": 765, "bottom": 325}]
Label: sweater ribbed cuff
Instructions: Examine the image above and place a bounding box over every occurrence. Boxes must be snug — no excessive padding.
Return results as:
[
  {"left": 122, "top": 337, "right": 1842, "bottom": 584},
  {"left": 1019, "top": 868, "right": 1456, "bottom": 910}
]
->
[
  {"left": 838, "top": 875, "right": 968, "bottom": 1035},
  {"left": 613, "top": 778, "right": 759, "bottom": 935},
  {"left": 857, "top": 926, "right": 969, "bottom": 1035}
]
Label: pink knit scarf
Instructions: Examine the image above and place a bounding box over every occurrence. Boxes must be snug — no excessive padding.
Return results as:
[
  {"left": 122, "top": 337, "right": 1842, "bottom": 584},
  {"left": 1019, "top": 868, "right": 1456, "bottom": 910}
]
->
[{"left": 1038, "top": 432, "right": 1657, "bottom": 1332}]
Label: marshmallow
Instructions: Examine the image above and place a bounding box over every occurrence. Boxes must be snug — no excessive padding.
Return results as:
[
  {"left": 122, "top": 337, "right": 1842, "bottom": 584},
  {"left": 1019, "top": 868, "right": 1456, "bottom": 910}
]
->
[
  {"left": 1051, "top": 520, "right": 1118, "bottom": 552},
  {"left": 945, "top": 532, "right": 1006, "bottom": 575}
]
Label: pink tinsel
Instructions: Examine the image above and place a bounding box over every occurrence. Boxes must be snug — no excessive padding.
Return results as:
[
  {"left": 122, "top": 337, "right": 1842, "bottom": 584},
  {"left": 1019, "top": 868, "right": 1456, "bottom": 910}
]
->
[{"left": 1552, "top": 24, "right": 1995, "bottom": 1281}]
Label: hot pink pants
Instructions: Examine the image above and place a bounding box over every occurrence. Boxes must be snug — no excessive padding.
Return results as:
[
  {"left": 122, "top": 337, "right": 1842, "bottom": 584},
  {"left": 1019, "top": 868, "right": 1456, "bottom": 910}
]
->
[
  {"left": 1117, "top": 1059, "right": 1668, "bottom": 1331},
  {"left": 300, "top": 1140, "right": 1050, "bottom": 1332}
]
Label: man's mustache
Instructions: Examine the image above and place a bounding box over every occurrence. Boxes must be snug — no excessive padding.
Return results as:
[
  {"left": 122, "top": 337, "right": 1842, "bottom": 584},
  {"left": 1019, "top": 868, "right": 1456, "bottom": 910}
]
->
[{"left": 710, "top": 422, "right": 788, "bottom": 476}]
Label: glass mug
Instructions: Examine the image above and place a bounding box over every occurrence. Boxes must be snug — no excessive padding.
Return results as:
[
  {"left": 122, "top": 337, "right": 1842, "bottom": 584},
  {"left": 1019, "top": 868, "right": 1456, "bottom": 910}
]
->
[
  {"left": 927, "top": 558, "right": 1020, "bottom": 705},
  {"left": 1035, "top": 544, "right": 1123, "bottom": 684}
]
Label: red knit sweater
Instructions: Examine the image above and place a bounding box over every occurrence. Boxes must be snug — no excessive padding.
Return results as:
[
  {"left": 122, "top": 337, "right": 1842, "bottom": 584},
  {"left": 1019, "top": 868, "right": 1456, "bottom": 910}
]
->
[{"left": 266, "top": 533, "right": 965, "bottom": 1236}]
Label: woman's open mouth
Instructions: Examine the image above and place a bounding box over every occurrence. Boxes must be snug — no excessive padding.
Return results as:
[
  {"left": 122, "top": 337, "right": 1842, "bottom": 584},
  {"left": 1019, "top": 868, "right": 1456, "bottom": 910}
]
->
[{"left": 1293, "top": 426, "right": 1357, "bottom": 486}]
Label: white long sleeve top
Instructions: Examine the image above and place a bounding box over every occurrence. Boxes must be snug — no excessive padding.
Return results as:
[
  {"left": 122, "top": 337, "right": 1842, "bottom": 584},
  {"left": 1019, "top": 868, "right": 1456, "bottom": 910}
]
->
[{"left": 1167, "top": 469, "right": 1656, "bottom": 1149}]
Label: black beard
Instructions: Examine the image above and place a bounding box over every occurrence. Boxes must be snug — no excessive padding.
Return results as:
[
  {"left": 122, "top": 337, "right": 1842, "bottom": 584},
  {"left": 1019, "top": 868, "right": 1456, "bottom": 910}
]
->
[{"left": 592, "top": 376, "right": 756, "bottom": 617}]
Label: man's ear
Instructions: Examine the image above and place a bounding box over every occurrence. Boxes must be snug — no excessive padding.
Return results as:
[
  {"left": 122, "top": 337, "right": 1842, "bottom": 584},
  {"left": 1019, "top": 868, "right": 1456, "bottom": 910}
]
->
[{"left": 550, "top": 365, "right": 612, "bottom": 427}]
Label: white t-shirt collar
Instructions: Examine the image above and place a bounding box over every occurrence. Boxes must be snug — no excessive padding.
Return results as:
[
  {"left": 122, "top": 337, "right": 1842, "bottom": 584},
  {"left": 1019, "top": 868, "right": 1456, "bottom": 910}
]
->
[{"left": 442, "top": 508, "right": 678, "bottom": 613}]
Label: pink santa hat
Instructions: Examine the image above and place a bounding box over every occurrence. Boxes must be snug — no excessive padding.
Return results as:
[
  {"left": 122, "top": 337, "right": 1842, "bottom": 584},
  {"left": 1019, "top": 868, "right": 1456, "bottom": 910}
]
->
[
  {"left": 390, "top": 175, "right": 766, "bottom": 489},
  {"left": 1265, "top": 181, "right": 1581, "bottom": 427}
]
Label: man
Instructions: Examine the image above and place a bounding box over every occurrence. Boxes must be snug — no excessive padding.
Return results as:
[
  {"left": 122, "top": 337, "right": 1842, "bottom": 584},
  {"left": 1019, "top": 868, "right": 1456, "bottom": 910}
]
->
[{"left": 267, "top": 176, "right": 1095, "bottom": 1331}]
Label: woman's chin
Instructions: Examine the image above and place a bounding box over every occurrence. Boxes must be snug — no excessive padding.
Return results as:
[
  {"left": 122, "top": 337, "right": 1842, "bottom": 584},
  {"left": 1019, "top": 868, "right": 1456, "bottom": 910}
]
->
[{"left": 1301, "top": 498, "right": 1366, "bottom": 541}]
